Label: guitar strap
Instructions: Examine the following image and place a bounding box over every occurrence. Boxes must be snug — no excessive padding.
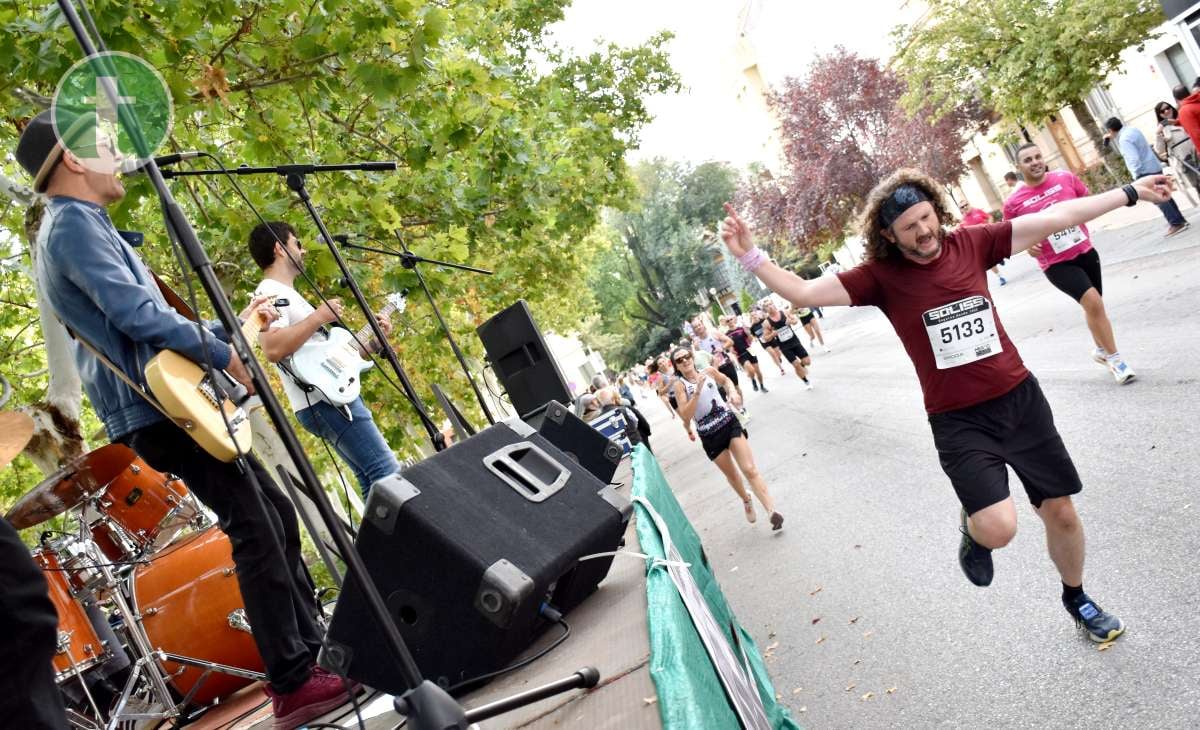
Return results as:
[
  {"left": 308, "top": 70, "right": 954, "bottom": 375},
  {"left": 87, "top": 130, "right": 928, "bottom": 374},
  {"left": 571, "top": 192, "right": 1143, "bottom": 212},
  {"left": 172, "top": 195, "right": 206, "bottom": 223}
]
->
[{"left": 60, "top": 320, "right": 192, "bottom": 431}]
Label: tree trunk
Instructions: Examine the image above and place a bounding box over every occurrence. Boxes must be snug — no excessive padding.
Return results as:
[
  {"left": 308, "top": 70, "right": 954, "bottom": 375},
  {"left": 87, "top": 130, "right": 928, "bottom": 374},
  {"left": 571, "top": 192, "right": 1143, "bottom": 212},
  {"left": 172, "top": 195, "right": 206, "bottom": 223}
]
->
[
  {"left": 1046, "top": 114, "right": 1087, "bottom": 176},
  {"left": 1069, "top": 98, "right": 1108, "bottom": 162},
  {"left": 21, "top": 200, "right": 89, "bottom": 475}
]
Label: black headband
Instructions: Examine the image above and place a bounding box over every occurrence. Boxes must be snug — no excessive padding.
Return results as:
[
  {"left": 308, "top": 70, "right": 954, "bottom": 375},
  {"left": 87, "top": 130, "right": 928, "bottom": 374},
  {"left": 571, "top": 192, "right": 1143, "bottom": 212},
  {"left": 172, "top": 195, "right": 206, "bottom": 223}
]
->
[{"left": 878, "top": 184, "right": 931, "bottom": 229}]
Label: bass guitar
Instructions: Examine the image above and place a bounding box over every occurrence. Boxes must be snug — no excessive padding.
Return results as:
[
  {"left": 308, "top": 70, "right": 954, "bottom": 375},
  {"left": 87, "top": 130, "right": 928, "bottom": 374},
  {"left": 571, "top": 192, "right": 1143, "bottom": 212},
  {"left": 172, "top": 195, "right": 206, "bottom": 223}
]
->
[
  {"left": 143, "top": 305, "right": 274, "bottom": 462},
  {"left": 283, "top": 292, "right": 406, "bottom": 406}
]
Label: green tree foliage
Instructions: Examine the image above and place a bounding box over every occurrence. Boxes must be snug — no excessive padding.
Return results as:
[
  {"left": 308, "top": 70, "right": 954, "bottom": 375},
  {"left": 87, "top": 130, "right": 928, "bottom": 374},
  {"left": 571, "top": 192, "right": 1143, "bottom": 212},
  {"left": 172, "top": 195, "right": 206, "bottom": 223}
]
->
[
  {"left": 587, "top": 159, "right": 736, "bottom": 366},
  {"left": 892, "top": 0, "right": 1164, "bottom": 140},
  {"left": 0, "top": 0, "right": 679, "bottom": 511}
]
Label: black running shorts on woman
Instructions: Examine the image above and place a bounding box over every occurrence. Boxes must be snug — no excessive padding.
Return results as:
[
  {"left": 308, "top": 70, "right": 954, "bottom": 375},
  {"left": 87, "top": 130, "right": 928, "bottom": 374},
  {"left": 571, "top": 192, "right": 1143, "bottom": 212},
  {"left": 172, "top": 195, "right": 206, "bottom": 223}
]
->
[
  {"left": 700, "top": 418, "right": 747, "bottom": 460},
  {"left": 928, "top": 375, "right": 1082, "bottom": 515},
  {"left": 1043, "top": 248, "right": 1102, "bottom": 302}
]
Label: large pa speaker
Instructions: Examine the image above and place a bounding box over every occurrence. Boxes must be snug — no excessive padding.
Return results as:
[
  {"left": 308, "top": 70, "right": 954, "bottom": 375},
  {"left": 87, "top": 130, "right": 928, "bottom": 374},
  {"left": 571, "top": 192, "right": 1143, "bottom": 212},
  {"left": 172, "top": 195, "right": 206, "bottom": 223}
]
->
[
  {"left": 319, "top": 419, "right": 631, "bottom": 694},
  {"left": 523, "top": 400, "right": 623, "bottom": 484},
  {"left": 477, "top": 300, "right": 572, "bottom": 417}
]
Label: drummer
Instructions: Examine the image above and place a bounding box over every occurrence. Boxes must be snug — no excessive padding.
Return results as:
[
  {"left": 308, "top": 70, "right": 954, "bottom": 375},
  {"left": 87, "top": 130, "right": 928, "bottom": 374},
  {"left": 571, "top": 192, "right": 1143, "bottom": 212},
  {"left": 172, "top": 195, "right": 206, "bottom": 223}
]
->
[
  {"left": 16, "top": 112, "right": 352, "bottom": 726},
  {"left": 0, "top": 412, "right": 69, "bottom": 729}
]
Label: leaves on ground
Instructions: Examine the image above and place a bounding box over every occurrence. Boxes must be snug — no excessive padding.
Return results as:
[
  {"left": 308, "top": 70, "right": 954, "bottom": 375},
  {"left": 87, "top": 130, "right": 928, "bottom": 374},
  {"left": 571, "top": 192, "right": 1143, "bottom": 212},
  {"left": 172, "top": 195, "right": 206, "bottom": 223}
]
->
[
  {"left": 1097, "top": 640, "right": 1117, "bottom": 652},
  {"left": 812, "top": 617, "right": 822, "bottom": 625},
  {"left": 809, "top": 586, "right": 823, "bottom": 596},
  {"left": 861, "top": 692, "right": 874, "bottom": 701},
  {"left": 849, "top": 616, "right": 861, "bottom": 624},
  {"left": 886, "top": 687, "right": 898, "bottom": 694},
  {"left": 792, "top": 687, "right": 803, "bottom": 694},
  {"left": 844, "top": 683, "right": 856, "bottom": 692},
  {"left": 815, "top": 635, "right": 827, "bottom": 645},
  {"left": 643, "top": 696, "right": 657, "bottom": 706}
]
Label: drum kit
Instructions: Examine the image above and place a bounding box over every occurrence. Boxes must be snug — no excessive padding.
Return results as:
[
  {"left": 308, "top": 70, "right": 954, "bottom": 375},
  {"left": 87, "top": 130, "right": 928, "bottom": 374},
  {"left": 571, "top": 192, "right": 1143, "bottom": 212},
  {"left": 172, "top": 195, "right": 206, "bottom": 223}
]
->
[{"left": 2, "top": 417, "right": 268, "bottom": 728}]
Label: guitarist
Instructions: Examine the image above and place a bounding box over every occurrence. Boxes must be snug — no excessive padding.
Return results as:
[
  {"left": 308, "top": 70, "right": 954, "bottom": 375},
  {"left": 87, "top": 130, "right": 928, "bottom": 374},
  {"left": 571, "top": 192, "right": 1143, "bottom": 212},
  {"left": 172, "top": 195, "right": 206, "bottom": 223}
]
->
[
  {"left": 248, "top": 221, "right": 400, "bottom": 499},
  {"left": 17, "top": 112, "right": 354, "bottom": 729}
]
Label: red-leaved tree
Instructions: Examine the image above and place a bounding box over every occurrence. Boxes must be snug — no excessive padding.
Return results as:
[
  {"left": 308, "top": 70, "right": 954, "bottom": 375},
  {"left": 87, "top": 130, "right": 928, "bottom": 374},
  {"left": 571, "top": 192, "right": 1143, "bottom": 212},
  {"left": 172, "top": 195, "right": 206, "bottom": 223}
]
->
[{"left": 740, "top": 48, "right": 988, "bottom": 253}]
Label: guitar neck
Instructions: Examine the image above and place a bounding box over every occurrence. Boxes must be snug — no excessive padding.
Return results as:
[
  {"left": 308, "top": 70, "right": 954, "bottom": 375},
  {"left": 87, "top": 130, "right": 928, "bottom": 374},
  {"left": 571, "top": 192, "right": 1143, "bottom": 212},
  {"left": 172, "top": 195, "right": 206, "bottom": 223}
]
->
[{"left": 352, "top": 300, "right": 400, "bottom": 343}]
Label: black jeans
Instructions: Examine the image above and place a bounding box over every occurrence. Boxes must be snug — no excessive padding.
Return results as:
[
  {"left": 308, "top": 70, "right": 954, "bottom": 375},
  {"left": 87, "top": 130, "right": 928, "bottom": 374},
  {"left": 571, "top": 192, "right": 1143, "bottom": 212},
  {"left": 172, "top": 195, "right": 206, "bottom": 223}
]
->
[
  {"left": 125, "top": 420, "right": 322, "bottom": 693},
  {"left": 0, "top": 517, "right": 69, "bottom": 729}
]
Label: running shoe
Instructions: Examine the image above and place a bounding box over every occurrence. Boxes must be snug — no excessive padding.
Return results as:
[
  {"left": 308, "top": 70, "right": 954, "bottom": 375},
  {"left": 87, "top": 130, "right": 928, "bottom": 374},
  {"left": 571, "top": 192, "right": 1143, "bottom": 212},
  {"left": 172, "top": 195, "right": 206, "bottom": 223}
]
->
[
  {"left": 998, "top": 276, "right": 1007, "bottom": 286},
  {"left": 769, "top": 512, "right": 784, "bottom": 531},
  {"left": 1166, "top": 222, "right": 1189, "bottom": 236},
  {"left": 1063, "top": 592, "right": 1125, "bottom": 643},
  {"left": 822, "top": 345, "right": 832, "bottom": 354},
  {"left": 803, "top": 380, "right": 813, "bottom": 391},
  {"left": 752, "top": 380, "right": 759, "bottom": 392},
  {"left": 1108, "top": 358, "right": 1136, "bottom": 384},
  {"left": 1091, "top": 346, "right": 1109, "bottom": 365},
  {"left": 759, "top": 383, "right": 769, "bottom": 393},
  {"left": 743, "top": 498, "right": 757, "bottom": 524},
  {"left": 958, "top": 508, "right": 993, "bottom": 587}
]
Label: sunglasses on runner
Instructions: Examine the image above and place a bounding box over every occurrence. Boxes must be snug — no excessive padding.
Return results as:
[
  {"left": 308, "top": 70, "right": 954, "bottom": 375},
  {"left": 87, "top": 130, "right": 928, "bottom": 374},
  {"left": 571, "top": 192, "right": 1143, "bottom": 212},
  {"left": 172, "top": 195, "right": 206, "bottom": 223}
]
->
[{"left": 673, "top": 353, "right": 692, "bottom": 365}]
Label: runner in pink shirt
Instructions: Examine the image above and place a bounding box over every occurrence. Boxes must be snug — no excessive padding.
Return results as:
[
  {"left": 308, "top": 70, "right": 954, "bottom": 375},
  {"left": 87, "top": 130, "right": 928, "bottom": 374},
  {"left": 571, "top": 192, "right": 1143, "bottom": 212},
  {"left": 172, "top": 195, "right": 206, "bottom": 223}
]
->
[{"left": 1003, "top": 143, "right": 1135, "bottom": 384}]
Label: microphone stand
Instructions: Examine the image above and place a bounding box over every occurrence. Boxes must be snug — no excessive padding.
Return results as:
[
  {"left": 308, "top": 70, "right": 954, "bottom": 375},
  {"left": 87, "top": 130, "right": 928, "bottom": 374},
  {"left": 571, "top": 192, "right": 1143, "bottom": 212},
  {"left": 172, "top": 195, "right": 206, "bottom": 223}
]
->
[
  {"left": 337, "top": 235, "right": 496, "bottom": 425},
  {"left": 161, "top": 162, "right": 446, "bottom": 452},
  {"left": 63, "top": 3, "right": 601, "bottom": 724}
]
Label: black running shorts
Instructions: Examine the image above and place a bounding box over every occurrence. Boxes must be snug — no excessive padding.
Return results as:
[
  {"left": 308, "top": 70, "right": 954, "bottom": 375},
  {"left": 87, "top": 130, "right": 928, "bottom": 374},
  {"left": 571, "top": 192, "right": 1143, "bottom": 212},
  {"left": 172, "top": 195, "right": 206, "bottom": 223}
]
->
[
  {"left": 779, "top": 341, "right": 809, "bottom": 363},
  {"left": 700, "top": 418, "right": 747, "bottom": 460},
  {"left": 928, "top": 375, "right": 1082, "bottom": 515},
  {"left": 737, "top": 351, "right": 758, "bottom": 365},
  {"left": 799, "top": 313, "right": 815, "bottom": 326},
  {"left": 1043, "top": 248, "right": 1102, "bottom": 302},
  {"left": 718, "top": 360, "right": 739, "bottom": 386}
]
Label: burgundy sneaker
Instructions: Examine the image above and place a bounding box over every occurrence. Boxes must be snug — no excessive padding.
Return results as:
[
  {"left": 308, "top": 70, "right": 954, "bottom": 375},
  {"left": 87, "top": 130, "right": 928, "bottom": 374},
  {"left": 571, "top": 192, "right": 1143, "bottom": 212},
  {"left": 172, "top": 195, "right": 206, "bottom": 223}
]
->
[
  {"left": 311, "top": 664, "right": 364, "bottom": 696},
  {"left": 265, "top": 670, "right": 352, "bottom": 730}
]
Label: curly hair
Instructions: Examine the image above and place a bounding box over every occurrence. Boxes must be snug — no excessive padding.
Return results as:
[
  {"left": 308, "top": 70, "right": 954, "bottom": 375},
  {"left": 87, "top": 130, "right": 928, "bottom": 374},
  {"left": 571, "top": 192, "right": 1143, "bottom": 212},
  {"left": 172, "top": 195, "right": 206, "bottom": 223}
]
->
[{"left": 856, "top": 168, "right": 955, "bottom": 262}]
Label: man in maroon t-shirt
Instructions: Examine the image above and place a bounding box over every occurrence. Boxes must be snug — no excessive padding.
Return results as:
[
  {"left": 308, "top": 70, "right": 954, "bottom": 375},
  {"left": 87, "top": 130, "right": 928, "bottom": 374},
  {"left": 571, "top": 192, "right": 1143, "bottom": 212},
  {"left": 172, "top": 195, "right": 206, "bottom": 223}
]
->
[{"left": 720, "top": 168, "right": 1175, "bottom": 644}]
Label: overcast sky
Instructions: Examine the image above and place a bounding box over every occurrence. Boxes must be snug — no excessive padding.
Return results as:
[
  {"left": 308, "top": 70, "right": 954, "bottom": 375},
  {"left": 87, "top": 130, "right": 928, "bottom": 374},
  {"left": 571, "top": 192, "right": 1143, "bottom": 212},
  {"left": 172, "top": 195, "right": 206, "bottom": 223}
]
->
[{"left": 546, "top": 0, "right": 923, "bottom": 167}]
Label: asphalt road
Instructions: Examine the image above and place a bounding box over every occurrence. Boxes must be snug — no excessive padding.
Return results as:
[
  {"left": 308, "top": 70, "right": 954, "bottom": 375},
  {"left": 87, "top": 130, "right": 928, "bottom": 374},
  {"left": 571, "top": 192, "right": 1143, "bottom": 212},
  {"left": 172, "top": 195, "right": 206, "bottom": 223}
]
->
[{"left": 639, "top": 209, "right": 1200, "bottom": 729}]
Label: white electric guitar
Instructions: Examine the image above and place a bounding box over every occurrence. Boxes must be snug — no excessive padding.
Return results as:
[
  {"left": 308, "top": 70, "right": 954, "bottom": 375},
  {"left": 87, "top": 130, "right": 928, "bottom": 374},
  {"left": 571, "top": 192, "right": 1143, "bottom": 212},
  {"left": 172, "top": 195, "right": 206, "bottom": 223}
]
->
[{"left": 284, "top": 292, "right": 406, "bottom": 406}]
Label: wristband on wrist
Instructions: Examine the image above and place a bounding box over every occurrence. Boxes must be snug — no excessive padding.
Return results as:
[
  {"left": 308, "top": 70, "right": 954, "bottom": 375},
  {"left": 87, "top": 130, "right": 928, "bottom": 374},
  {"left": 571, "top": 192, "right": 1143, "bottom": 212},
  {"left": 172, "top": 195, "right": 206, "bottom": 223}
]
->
[
  {"left": 737, "top": 246, "right": 768, "bottom": 272},
  {"left": 1121, "top": 184, "right": 1138, "bottom": 207}
]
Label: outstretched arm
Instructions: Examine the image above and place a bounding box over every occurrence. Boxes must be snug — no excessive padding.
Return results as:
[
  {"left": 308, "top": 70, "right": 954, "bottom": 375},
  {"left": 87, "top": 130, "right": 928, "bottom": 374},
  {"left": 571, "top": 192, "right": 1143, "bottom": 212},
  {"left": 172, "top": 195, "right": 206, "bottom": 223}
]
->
[
  {"left": 720, "top": 204, "right": 851, "bottom": 308},
  {"left": 1010, "top": 175, "right": 1175, "bottom": 254}
]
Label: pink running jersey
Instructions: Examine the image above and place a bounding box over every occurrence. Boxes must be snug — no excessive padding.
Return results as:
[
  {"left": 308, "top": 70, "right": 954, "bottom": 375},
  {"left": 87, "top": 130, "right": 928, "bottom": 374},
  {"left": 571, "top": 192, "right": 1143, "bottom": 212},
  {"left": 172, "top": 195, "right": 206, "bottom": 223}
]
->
[{"left": 1002, "top": 170, "right": 1093, "bottom": 271}]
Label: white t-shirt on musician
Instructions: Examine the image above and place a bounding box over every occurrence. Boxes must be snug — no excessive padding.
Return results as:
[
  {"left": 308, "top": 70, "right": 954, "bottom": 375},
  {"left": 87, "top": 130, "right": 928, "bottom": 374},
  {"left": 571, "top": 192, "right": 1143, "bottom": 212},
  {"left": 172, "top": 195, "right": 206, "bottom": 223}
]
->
[{"left": 253, "top": 278, "right": 326, "bottom": 412}]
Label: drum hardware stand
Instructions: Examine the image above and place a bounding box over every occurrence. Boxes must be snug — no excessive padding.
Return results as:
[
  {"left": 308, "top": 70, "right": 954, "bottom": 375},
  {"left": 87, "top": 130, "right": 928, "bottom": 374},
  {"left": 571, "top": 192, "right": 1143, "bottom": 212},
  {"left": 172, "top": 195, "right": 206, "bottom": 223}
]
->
[{"left": 61, "top": 1, "right": 601, "bottom": 725}]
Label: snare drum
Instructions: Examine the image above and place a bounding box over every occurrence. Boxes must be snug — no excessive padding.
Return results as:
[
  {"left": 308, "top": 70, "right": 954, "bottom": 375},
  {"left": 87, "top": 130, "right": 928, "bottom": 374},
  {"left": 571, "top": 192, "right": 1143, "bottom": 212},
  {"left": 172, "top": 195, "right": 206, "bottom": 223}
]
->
[
  {"left": 129, "top": 527, "right": 264, "bottom": 705},
  {"left": 85, "top": 448, "right": 199, "bottom": 560},
  {"left": 32, "top": 547, "right": 108, "bottom": 681}
]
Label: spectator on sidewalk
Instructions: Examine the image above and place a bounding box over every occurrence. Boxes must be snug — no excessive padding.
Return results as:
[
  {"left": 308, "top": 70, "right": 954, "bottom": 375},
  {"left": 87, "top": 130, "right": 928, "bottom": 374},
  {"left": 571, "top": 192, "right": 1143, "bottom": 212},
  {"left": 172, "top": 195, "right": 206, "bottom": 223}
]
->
[
  {"left": 1154, "top": 99, "right": 1200, "bottom": 191},
  {"left": 1174, "top": 83, "right": 1200, "bottom": 155},
  {"left": 958, "top": 201, "right": 992, "bottom": 226},
  {"left": 1105, "top": 117, "right": 1189, "bottom": 236}
]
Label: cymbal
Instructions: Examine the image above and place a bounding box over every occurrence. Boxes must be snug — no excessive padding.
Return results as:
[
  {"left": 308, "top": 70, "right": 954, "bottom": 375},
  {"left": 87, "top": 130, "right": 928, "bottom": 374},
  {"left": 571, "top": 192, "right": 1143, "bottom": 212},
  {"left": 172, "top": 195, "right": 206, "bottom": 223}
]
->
[
  {"left": 5, "top": 442, "right": 136, "bottom": 530},
  {"left": 0, "top": 411, "right": 34, "bottom": 470}
]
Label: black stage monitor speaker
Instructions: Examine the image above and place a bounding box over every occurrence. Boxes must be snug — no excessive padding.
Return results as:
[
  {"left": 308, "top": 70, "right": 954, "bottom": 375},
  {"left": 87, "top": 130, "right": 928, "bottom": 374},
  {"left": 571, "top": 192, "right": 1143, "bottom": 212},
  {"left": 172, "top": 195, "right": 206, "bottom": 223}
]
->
[
  {"left": 477, "top": 300, "right": 572, "bottom": 417},
  {"left": 523, "top": 400, "right": 623, "bottom": 484},
  {"left": 319, "top": 419, "right": 631, "bottom": 694}
]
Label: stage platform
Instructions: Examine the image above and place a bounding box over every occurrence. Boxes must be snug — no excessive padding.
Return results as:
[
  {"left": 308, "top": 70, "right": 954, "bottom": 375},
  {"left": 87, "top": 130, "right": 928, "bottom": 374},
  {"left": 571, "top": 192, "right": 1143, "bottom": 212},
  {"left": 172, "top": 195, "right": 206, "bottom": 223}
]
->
[{"left": 181, "top": 459, "right": 662, "bottom": 730}]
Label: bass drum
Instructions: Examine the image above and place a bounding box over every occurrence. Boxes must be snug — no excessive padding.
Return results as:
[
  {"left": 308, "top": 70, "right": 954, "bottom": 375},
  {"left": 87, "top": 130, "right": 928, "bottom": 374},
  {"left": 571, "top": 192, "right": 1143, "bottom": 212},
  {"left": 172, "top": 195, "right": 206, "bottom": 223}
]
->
[{"left": 129, "top": 527, "right": 264, "bottom": 705}]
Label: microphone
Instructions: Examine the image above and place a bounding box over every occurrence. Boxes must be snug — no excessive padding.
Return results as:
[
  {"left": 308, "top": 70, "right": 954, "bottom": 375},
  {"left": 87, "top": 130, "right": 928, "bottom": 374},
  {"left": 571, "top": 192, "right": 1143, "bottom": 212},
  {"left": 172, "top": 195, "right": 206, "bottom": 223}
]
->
[
  {"left": 332, "top": 233, "right": 366, "bottom": 244},
  {"left": 121, "top": 151, "right": 204, "bottom": 175}
]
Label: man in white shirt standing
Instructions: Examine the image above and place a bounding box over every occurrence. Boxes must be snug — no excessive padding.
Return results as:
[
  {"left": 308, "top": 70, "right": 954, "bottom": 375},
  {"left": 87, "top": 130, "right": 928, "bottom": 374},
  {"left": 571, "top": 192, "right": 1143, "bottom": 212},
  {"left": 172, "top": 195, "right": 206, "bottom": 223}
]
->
[{"left": 249, "top": 222, "right": 400, "bottom": 498}]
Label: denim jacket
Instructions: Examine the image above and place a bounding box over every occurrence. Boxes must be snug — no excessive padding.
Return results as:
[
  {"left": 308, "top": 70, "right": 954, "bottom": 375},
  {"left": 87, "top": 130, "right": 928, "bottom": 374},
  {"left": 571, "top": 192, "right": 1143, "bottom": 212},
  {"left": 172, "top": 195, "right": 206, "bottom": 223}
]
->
[{"left": 34, "top": 196, "right": 232, "bottom": 441}]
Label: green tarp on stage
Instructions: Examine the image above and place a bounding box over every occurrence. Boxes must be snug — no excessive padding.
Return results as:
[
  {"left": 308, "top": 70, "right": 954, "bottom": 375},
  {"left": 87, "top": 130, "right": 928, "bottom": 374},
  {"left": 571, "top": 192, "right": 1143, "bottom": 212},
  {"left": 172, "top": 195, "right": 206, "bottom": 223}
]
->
[{"left": 632, "top": 445, "right": 801, "bottom": 730}]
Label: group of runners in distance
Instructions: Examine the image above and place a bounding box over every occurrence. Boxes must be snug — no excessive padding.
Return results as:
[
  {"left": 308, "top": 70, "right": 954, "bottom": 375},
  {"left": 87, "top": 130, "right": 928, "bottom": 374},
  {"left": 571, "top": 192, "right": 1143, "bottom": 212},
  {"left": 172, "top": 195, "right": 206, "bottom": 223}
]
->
[{"left": 640, "top": 143, "right": 1179, "bottom": 645}]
